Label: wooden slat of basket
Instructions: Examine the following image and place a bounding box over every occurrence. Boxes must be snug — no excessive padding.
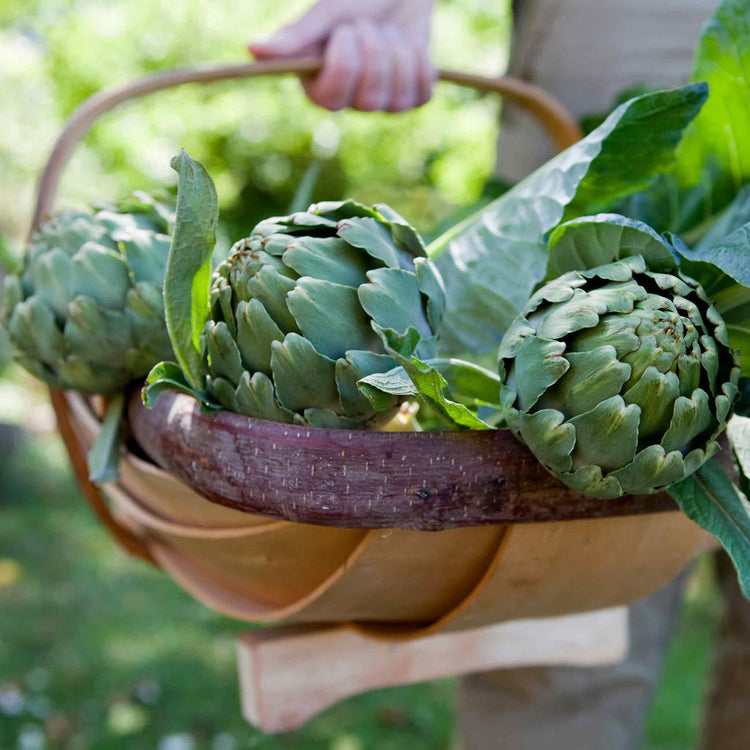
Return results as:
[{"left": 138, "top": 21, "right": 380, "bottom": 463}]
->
[
  {"left": 357, "top": 512, "right": 717, "bottom": 639},
  {"left": 108, "top": 472, "right": 507, "bottom": 623}
]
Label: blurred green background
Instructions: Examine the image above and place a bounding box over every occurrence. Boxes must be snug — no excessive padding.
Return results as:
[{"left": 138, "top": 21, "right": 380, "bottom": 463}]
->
[{"left": 0, "top": 0, "right": 725, "bottom": 748}]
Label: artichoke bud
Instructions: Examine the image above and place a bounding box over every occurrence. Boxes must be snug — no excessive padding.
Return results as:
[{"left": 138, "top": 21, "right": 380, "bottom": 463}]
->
[
  {"left": 499, "top": 255, "right": 740, "bottom": 498},
  {"left": 1, "top": 193, "right": 175, "bottom": 394},
  {"left": 203, "top": 200, "right": 445, "bottom": 429}
]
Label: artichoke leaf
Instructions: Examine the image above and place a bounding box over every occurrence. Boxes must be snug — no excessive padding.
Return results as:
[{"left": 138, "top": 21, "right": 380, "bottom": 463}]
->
[
  {"left": 71, "top": 242, "right": 131, "bottom": 310},
  {"left": 516, "top": 409, "right": 576, "bottom": 474},
  {"left": 282, "top": 237, "right": 370, "bottom": 288},
  {"left": 509, "top": 336, "right": 569, "bottom": 412},
  {"left": 661, "top": 389, "right": 714, "bottom": 452},
  {"left": 28, "top": 248, "right": 72, "bottom": 318},
  {"left": 560, "top": 465, "right": 624, "bottom": 499},
  {"left": 235, "top": 299, "right": 284, "bottom": 377},
  {"left": 8, "top": 297, "right": 67, "bottom": 366},
  {"left": 430, "top": 84, "right": 708, "bottom": 356},
  {"left": 548, "top": 347, "right": 631, "bottom": 417},
  {"left": 611, "top": 444, "right": 686, "bottom": 495},
  {"left": 271, "top": 333, "right": 340, "bottom": 413},
  {"left": 568, "top": 395, "right": 640, "bottom": 472},
  {"left": 360, "top": 267, "right": 432, "bottom": 339},
  {"left": 236, "top": 371, "right": 298, "bottom": 423},
  {"left": 336, "top": 350, "right": 398, "bottom": 419},
  {"left": 65, "top": 298, "right": 134, "bottom": 366},
  {"left": 120, "top": 230, "right": 171, "bottom": 286},
  {"left": 337, "top": 217, "right": 402, "bottom": 268},
  {"left": 622, "top": 367, "right": 680, "bottom": 441},
  {"left": 304, "top": 408, "right": 361, "bottom": 429},
  {"left": 287, "top": 278, "right": 381, "bottom": 360},
  {"left": 244, "top": 265, "right": 299, "bottom": 334},
  {"left": 208, "top": 376, "right": 240, "bottom": 413},
  {"left": 205, "top": 321, "right": 244, "bottom": 385},
  {"left": 546, "top": 214, "right": 678, "bottom": 279},
  {"left": 143, "top": 361, "right": 220, "bottom": 412},
  {"left": 414, "top": 257, "right": 446, "bottom": 330}
]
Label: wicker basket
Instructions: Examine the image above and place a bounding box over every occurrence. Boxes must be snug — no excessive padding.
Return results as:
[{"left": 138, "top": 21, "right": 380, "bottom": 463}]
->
[{"left": 38, "top": 60, "right": 715, "bottom": 640}]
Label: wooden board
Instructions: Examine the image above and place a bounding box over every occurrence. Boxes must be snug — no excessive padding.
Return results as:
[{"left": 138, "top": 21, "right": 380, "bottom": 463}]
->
[{"left": 237, "top": 608, "right": 629, "bottom": 733}]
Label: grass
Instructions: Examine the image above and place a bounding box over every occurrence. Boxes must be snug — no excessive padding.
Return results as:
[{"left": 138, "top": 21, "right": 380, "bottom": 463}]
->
[
  {"left": 0, "top": 434, "right": 455, "bottom": 749},
  {"left": 0, "top": 422, "right": 724, "bottom": 749}
]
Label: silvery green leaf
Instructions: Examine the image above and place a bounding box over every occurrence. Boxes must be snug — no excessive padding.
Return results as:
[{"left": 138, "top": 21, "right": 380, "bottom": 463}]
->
[
  {"left": 235, "top": 299, "right": 284, "bottom": 377},
  {"left": 244, "top": 265, "right": 299, "bottom": 334},
  {"left": 614, "top": 0, "right": 750, "bottom": 241},
  {"left": 120, "top": 230, "right": 171, "bottom": 286},
  {"left": 164, "top": 149, "right": 218, "bottom": 390},
  {"left": 359, "top": 268, "right": 431, "bottom": 339},
  {"left": 71, "top": 242, "right": 130, "bottom": 310}
]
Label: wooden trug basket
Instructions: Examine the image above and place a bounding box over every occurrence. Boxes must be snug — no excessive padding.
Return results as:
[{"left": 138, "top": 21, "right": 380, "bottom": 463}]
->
[{"left": 38, "top": 60, "right": 715, "bottom": 642}]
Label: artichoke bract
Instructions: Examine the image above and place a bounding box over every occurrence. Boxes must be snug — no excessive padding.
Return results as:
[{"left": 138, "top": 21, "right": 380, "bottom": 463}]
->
[
  {"left": 1, "top": 192, "right": 174, "bottom": 394},
  {"left": 499, "top": 255, "right": 740, "bottom": 498},
  {"left": 203, "top": 200, "right": 445, "bottom": 428}
]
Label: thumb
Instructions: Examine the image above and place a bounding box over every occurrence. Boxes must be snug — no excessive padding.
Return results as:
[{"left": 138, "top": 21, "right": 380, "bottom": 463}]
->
[{"left": 249, "top": 11, "right": 334, "bottom": 57}]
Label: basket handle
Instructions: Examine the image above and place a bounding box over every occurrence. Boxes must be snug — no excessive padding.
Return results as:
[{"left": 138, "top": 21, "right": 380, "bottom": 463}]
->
[
  {"left": 39, "top": 58, "right": 581, "bottom": 565},
  {"left": 31, "top": 57, "right": 582, "bottom": 229}
]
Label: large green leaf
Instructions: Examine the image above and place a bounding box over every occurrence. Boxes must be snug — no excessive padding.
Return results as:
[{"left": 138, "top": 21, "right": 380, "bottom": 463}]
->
[
  {"left": 693, "top": 185, "right": 750, "bottom": 251},
  {"left": 677, "top": 0, "right": 750, "bottom": 189},
  {"left": 429, "top": 84, "right": 707, "bottom": 356},
  {"left": 678, "top": 222, "right": 750, "bottom": 287},
  {"left": 164, "top": 150, "right": 218, "bottom": 390},
  {"left": 669, "top": 459, "right": 750, "bottom": 600}
]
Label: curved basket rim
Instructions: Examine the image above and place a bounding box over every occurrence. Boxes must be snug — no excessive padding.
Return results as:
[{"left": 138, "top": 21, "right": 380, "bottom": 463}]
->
[{"left": 126, "top": 389, "right": 681, "bottom": 530}]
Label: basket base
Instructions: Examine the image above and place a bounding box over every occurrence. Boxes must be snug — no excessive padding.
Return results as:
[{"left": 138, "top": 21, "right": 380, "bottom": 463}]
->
[{"left": 237, "top": 608, "right": 628, "bottom": 733}]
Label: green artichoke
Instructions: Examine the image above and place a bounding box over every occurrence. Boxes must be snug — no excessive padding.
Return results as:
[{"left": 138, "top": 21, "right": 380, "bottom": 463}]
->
[
  {"left": 1, "top": 192, "right": 174, "bottom": 394},
  {"left": 202, "top": 200, "right": 445, "bottom": 428},
  {"left": 499, "top": 255, "right": 740, "bottom": 498}
]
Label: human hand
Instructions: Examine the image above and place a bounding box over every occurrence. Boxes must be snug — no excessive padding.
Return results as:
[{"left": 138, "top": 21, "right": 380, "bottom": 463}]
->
[{"left": 249, "top": 0, "right": 436, "bottom": 112}]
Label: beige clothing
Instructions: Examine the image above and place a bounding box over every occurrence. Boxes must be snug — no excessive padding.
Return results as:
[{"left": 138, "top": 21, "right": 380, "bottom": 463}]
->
[
  {"left": 463, "top": 1, "right": 734, "bottom": 748},
  {"left": 459, "top": 574, "right": 687, "bottom": 750},
  {"left": 497, "top": 0, "right": 716, "bottom": 181}
]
